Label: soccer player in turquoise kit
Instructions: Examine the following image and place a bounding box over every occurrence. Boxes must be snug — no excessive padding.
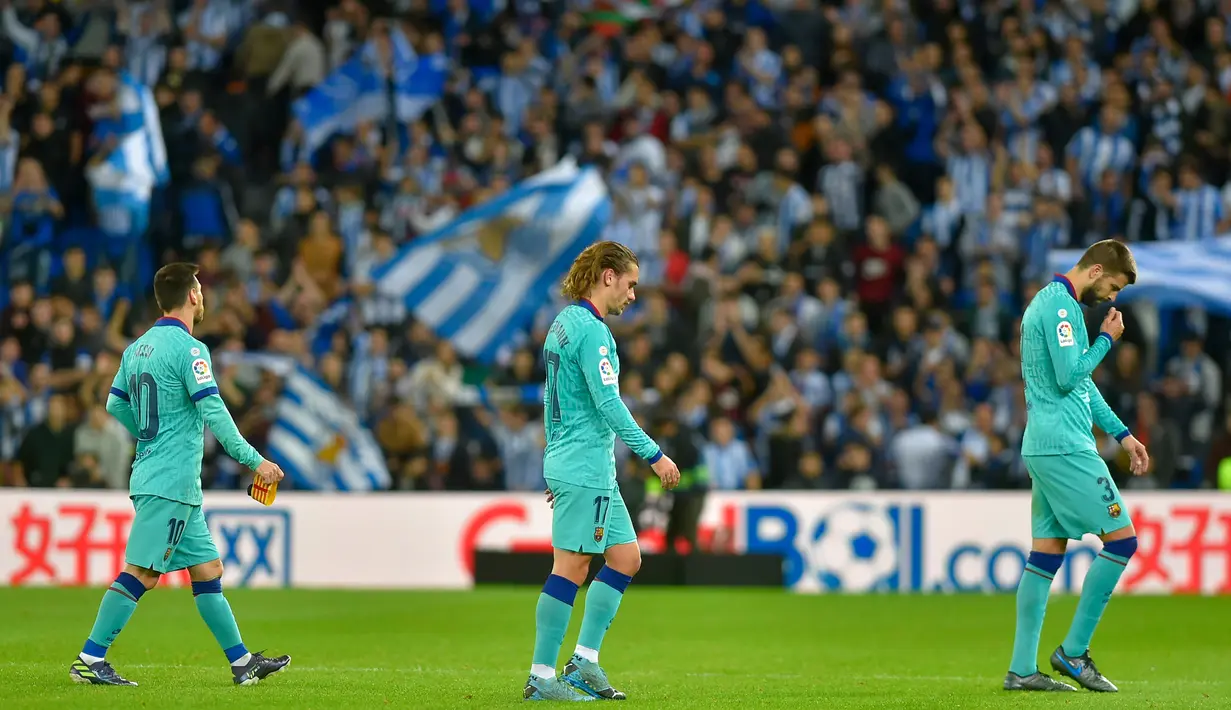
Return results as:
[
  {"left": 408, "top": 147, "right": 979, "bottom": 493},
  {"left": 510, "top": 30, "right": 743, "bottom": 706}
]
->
[
  {"left": 523, "top": 241, "right": 681, "bottom": 702},
  {"left": 70, "top": 263, "right": 292, "bottom": 687},
  {"left": 1005, "top": 240, "right": 1150, "bottom": 693}
]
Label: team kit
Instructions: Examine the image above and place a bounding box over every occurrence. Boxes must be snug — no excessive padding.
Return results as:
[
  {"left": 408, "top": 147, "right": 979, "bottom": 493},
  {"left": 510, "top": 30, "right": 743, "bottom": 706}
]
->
[{"left": 75, "top": 240, "right": 1147, "bottom": 699}]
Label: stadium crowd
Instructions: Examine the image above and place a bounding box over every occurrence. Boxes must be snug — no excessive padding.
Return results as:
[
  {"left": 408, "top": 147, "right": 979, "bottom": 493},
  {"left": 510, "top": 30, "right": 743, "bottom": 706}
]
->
[{"left": 2, "top": 0, "right": 1231, "bottom": 510}]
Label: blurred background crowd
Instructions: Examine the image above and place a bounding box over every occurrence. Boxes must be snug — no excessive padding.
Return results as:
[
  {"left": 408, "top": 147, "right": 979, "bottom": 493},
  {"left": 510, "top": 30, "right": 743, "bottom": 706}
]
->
[{"left": 2, "top": 0, "right": 1231, "bottom": 514}]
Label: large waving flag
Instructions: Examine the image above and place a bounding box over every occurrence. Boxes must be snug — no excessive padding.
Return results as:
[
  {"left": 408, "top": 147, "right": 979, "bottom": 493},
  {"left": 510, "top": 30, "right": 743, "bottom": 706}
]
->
[
  {"left": 88, "top": 71, "right": 166, "bottom": 200},
  {"left": 1049, "top": 237, "right": 1231, "bottom": 314},
  {"left": 373, "top": 159, "right": 611, "bottom": 362},
  {"left": 294, "top": 29, "right": 446, "bottom": 153},
  {"left": 266, "top": 367, "right": 392, "bottom": 492}
]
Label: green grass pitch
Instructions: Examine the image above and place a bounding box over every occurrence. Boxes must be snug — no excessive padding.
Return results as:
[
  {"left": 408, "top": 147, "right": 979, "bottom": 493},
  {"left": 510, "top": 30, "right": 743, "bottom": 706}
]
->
[{"left": 2, "top": 587, "right": 1227, "bottom": 709}]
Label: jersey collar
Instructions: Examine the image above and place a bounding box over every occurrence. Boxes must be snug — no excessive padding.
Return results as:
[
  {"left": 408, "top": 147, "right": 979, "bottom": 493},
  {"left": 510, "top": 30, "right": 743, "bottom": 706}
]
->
[
  {"left": 154, "top": 316, "right": 190, "bottom": 332},
  {"left": 1051, "top": 273, "right": 1078, "bottom": 301},
  {"left": 578, "top": 299, "right": 603, "bottom": 321}
]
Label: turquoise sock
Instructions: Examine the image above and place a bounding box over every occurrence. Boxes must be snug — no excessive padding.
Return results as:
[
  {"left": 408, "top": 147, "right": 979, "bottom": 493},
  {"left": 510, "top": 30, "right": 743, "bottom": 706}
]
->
[
  {"left": 577, "top": 566, "right": 633, "bottom": 653},
  {"left": 1062, "top": 537, "right": 1137, "bottom": 657},
  {"left": 1009, "top": 552, "right": 1063, "bottom": 676},
  {"left": 532, "top": 575, "right": 579, "bottom": 669},
  {"left": 192, "top": 579, "right": 248, "bottom": 663},
  {"left": 83, "top": 573, "right": 147, "bottom": 657}
]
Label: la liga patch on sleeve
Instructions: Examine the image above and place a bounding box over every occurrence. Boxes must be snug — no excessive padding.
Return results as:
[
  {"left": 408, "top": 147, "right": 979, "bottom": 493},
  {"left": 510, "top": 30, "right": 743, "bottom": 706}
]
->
[
  {"left": 192, "top": 358, "right": 214, "bottom": 384},
  {"left": 1056, "top": 321, "right": 1075, "bottom": 348},
  {"left": 598, "top": 357, "right": 617, "bottom": 386}
]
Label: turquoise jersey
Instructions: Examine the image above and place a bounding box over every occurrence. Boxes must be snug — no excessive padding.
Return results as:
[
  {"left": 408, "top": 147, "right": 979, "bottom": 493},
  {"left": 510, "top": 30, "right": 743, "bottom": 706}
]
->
[
  {"left": 542, "top": 301, "right": 662, "bottom": 489},
  {"left": 1020, "top": 276, "right": 1129, "bottom": 456},
  {"left": 107, "top": 318, "right": 262, "bottom": 505}
]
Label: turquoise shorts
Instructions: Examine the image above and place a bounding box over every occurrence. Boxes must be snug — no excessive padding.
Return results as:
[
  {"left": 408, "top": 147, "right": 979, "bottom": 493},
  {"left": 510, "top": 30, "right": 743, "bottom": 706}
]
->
[
  {"left": 126, "top": 495, "right": 219, "bottom": 573},
  {"left": 1024, "top": 450, "right": 1133, "bottom": 540},
  {"left": 546, "top": 479, "right": 636, "bottom": 554}
]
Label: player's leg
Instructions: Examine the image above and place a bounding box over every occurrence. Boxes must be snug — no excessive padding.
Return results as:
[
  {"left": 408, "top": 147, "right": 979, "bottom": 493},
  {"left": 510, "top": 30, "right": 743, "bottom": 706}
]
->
[
  {"left": 525, "top": 481, "right": 596, "bottom": 702},
  {"left": 71, "top": 563, "right": 158, "bottom": 687},
  {"left": 71, "top": 495, "right": 180, "bottom": 686},
  {"left": 175, "top": 506, "right": 290, "bottom": 685},
  {"left": 1046, "top": 451, "right": 1136, "bottom": 692},
  {"left": 1005, "top": 459, "right": 1075, "bottom": 691},
  {"left": 565, "top": 487, "right": 638, "bottom": 700}
]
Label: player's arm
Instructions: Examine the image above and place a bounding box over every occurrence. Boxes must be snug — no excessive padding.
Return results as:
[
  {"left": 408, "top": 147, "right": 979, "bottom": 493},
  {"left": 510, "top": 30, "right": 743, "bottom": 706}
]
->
[
  {"left": 106, "top": 360, "right": 140, "bottom": 438},
  {"left": 184, "top": 348, "right": 264, "bottom": 471},
  {"left": 1042, "top": 308, "right": 1113, "bottom": 392},
  {"left": 1085, "top": 381, "right": 1130, "bottom": 442},
  {"left": 578, "top": 330, "right": 662, "bottom": 464}
]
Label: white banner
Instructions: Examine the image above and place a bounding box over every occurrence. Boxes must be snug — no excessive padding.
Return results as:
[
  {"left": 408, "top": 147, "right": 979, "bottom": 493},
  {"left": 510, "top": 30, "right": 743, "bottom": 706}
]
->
[{"left": 1, "top": 491, "right": 1228, "bottom": 594}]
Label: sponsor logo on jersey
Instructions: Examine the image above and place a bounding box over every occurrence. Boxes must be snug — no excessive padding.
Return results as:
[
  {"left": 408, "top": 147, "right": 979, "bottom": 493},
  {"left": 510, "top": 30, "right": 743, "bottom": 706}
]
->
[
  {"left": 598, "top": 358, "right": 617, "bottom": 386},
  {"left": 1108, "top": 503, "right": 1122, "bottom": 519},
  {"left": 190, "top": 347, "right": 201, "bottom": 356},
  {"left": 1056, "top": 321, "right": 1075, "bottom": 348},
  {"left": 191, "top": 358, "right": 213, "bottom": 384},
  {"left": 599, "top": 345, "right": 608, "bottom": 356},
  {"left": 1057, "top": 309, "right": 1067, "bottom": 318}
]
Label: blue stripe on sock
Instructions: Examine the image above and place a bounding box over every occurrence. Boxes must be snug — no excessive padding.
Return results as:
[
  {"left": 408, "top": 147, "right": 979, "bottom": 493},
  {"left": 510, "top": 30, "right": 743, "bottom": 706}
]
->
[
  {"left": 1026, "top": 551, "right": 1064, "bottom": 576},
  {"left": 1102, "top": 536, "right": 1138, "bottom": 560},
  {"left": 82, "top": 639, "right": 109, "bottom": 658},
  {"left": 224, "top": 643, "right": 249, "bottom": 663},
  {"left": 191, "top": 578, "right": 223, "bottom": 596},
  {"left": 541, "top": 574, "right": 579, "bottom": 605},
  {"left": 115, "top": 572, "right": 147, "bottom": 600},
  {"left": 595, "top": 565, "right": 633, "bottom": 594}
]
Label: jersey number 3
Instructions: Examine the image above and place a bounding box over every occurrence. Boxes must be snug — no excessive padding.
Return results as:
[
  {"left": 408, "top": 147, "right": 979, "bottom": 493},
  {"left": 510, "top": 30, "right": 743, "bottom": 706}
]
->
[
  {"left": 545, "top": 351, "right": 563, "bottom": 427},
  {"left": 129, "top": 373, "right": 160, "bottom": 441}
]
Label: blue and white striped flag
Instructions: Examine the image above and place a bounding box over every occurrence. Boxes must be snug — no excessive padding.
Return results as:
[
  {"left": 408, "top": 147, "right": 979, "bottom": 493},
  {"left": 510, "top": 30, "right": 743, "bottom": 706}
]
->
[
  {"left": 266, "top": 367, "right": 391, "bottom": 492},
  {"left": 293, "top": 29, "right": 446, "bottom": 153},
  {"left": 1049, "top": 237, "right": 1231, "bottom": 314},
  {"left": 373, "top": 159, "right": 611, "bottom": 362}
]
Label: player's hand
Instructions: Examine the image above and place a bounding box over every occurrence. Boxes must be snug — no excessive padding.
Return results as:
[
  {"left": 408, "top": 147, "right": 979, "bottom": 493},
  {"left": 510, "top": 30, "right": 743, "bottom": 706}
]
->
[
  {"left": 255, "top": 459, "right": 284, "bottom": 485},
  {"left": 1100, "top": 307, "right": 1125, "bottom": 341},
  {"left": 1122, "top": 435, "right": 1150, "bottom": 476},
  {"left": 651, "top": 455, "right": 681, "bottom": 490},
  {"left": 544, "top": 488, "right": 555, "bottom": 509}
]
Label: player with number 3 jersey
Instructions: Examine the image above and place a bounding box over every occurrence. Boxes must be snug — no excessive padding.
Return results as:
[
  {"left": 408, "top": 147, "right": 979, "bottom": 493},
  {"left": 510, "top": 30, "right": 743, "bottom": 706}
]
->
[
  {"left": 69, "top": 263, "right": 291, "bottom": 688},
  {"left": 523, "top": 242, "right": 680, "bottom": 702},
  {"left": 1005, "top": 241, "right": 1151, "bottom": 694}
]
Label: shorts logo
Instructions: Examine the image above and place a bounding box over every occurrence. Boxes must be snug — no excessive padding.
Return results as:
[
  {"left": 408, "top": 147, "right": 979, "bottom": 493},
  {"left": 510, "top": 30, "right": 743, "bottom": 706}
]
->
[
  {"left": 598, "top": 358, "right": 617, "bottom": 386},
  {"left": 594, "top": 526, "right": 605, "bottom": 543},
  {"left": 1057, "top": 321, "right": 1075, "bottom": 348},
  {"left": 163, "top": 547, "right": 173, "bottom": 562},
  {"left": 192, "top": 358, "right": 214, "bottom": 384},
  {"left": 1107, "top": 503, "right": 1122, "bottom": 519}
]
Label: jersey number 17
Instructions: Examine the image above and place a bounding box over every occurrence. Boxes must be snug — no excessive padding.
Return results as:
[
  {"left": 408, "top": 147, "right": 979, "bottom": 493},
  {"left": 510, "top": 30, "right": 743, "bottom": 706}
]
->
[{"left": 545, "top": 351, "right": 562, "bottom": 439}]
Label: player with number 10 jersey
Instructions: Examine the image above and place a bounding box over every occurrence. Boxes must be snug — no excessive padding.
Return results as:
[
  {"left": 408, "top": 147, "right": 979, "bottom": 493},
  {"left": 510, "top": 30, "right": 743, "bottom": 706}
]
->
[{"left": 69, "top": 263, "right": 291, "bottom": 688}]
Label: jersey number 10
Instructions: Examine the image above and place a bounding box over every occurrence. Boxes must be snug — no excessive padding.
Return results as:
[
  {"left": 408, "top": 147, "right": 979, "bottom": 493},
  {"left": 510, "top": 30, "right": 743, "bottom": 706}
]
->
[{"left": 129, "top": 373, "right": 161, "bottom": 441}]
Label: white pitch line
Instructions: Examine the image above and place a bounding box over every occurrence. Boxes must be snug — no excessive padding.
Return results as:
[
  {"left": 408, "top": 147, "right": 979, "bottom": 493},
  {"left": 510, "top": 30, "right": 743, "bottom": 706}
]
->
[{"left": 4, "top": 662, "right": 1224, "bottom": 687}]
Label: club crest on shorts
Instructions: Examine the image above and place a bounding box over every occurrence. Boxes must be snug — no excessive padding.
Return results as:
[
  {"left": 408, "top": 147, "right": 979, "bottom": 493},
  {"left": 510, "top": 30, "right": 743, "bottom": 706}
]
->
[
  {"left": 164, "top": 547, "right": 173, "bottom": 562},
  {"left": 594, "top": 526, "right": 605, "bottom": 543},
  {"left": 1107, "top": 503, "right": 1122, "bottom": 519}
]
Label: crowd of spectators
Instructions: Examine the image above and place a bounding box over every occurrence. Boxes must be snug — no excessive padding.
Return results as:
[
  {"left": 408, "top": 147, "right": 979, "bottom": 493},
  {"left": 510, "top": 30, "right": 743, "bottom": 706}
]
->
[{"left": 2, "top": 0, "right": 1231, "bottom": 502}]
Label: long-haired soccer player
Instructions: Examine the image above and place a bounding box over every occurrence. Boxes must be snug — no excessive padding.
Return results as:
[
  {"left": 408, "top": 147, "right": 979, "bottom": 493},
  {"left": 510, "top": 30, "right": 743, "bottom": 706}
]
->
[
  {"left": 70, "top": 263, "right": 291, "bottom": 687},
  {"left": 523, "top": 241, "right": 681, "bottom": 702},
  {"left": 1005, "top": 240, "right": 1150, "bottom": 692}
]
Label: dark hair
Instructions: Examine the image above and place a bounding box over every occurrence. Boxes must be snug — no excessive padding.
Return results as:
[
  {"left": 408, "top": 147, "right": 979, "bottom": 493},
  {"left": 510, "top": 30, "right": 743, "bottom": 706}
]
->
[
  {"left": 153, "top": 262, "right": 200, "bottom": 313},
  {"left": 1076, "top": 240, "right": 1138, "bottom": 285}
]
